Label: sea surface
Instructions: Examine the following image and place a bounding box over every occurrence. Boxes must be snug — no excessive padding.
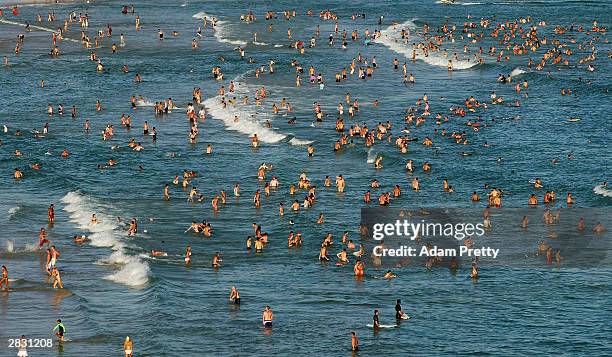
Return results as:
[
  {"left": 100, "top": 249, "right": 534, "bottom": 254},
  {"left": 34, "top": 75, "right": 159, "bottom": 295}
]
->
[{"left": 0, "top": 0, "right": 610, "bottom": 356}]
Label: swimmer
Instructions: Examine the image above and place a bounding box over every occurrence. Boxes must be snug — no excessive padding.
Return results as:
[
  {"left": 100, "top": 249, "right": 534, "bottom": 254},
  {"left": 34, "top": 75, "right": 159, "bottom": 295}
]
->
[
  {"left": 351, "top": 332, "right": 359, "bottom": 351},
  {"left": 48, "top": 204, "right": 55, "bottom": 223},
  {"left": 593, "top": 222, "right": 606, "bottom": 233},
  {"left": 262, "top": 305, "right": 273, "bottom": 328},
  {"left": 336, "top": 249, "right": 349, "bottom": 264},
  {"left": 229, "top": 286, "right": 240, "bottom": 304},
  {"left": 17, "top": 335, "right": 27, "bottom": 357},
  {"left": 0, "top": 266, "right": 8, "bottom": 290},
  {"left": 395, "top": 299, "right": 407, "bottom": 320},
  {"left": 50, "top": 267, "right": 63, "bottom": 289},
  {"left": 39, "top": 228, "right": 50, "bottom": 248},
  {"left": 319, "top": 245, "right": 329, "bottom": 261},
  {"left": 470, "top": 261, "right": 478, "bottom": 279},
  {"left": 212, "top": 252, "right": 222, "bottom": 268},
  {"left": 123, "top": 336, "right": 133, "bottom": 357},
  {"left": 353, "top": 259, "right": 365, "bottom": 277},
  {"left": 53, "top": 319, "right": 66, "bottom": 341},
  {"left": 383, "top": 270, "right": 397, "bottom": 279},
  {"left": 73, "top": 235, "right": 87, "bottom": 244},
  {"left": 151, "top": 250, "right": 167, "bottom": 257},
  {"left": 184, "top": 246, "right": 192, "bottom": 265}
]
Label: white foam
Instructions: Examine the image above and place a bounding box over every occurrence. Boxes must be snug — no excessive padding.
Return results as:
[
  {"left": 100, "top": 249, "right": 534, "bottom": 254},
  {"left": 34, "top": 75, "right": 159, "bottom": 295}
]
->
[
  {"left": 8, "top": 206, "right": 21, "bottom": 217},
  {"left": 375, "top": 19, "right": 478, "bottom": 70},
  {"left": 0, "top": 19, "right": 80, "bottom": 43},
  {"left": 6, "top": 241, "right": 14, "bottom": 253},
  {"left": 510, "top": 68, "right": 526, "bottom": 77},
  {"left": 88, "top": 231, "right": 119, "bottom": 248},
  {"left": 61, "top": 191, "right": 149, "bottom": 287},
  {"left": 367, "top": 148, "right": 377, "bottom": 164},
  {"left": 594, "top": 184, "right": 612, "bottom": 197},
  {"left": 24, "top": 243, "right": 39, "bottom": 252},
  {"left": 203, "top": 78, "right": 312, "bottom": 145},
  {"left": 98, "top": 250, "right": 133, "bottom": 265},
  {"left": 203, "top": 95, "right": 287, "bottom": 144},
  {"left": 253, "top": 41, "right": 269, "bottom": 46},
  {"left": 103, "top": 258, "right": 150, "bottom": 287},
  {"left": 135, "top": 98, "right": 155, "bottom": 107},
  {"left": 192, "top": 11, "right": 210, "bottom": 20},
  {"left": 193, "top": 12, "right": 247, "bottom": 46},
  {"left": 274, "top": 44, "right": 284, "bottom": 48},
  {"left": 289, "top": 137, "right": 314, "bottom": 146}
]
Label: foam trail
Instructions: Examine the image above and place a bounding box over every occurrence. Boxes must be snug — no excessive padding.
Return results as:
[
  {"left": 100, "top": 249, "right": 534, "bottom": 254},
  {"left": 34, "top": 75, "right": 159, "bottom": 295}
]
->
[
  {"left": 510, "top": 68, "right": 526, "bottom": 77},
  {"left": 135, "top": 98, "right": 155, "bottom": 107},
  {"left": 61, "top": 191, "right": 149, "bottom": 287},
  {"left": 593, "top": 184, "right": 612, "bottom": 197},
  {"left": 193, "top": 12, "right": 247, "bottom": 46},
  {"left": 203, "top": 96, "right": 287, "bottom": 144},
  {"left": 203, "top": 78, "right": 312, "bottom": 145},
  {"left": 367, "top": 148, "right": 377, "bottom": 164},
  {"left": 375, "top": 19, "right": 478, "bottom": 70},
  {"left": 0, "top": 19, "right": 80, "bottom": 43},
  {"left": 8, "top": 206, "right": 21, "bottom": 217},
  {"left": 24, "top": 243, "right": 39, "bottom": 252},
  {"left": 104, "top": 258, "right": 150, "bottom": 287},
  {"left": 289, "top": 137, "right": 314, "bottom": 146},
  {"left": 6, "top": 241, "right": 15, "bottom": 253}
]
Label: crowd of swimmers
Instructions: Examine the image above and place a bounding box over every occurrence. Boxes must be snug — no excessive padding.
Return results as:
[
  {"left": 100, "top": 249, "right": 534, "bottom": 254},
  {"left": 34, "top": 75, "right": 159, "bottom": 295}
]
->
[{"left": 0, "top": 2, "right": 609, "bottom": 353}]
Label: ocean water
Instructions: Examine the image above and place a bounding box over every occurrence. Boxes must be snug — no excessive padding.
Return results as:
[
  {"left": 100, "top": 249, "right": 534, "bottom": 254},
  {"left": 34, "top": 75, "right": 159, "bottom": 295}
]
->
[{"left": 0, "top": 0, "right": 610, "bottom": 356}]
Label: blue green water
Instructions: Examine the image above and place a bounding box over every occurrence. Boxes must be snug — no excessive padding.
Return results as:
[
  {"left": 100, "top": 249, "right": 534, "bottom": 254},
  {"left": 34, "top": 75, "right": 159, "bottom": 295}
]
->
[{"left": 0, "top": 0, "right": 610, "bottom": 355}]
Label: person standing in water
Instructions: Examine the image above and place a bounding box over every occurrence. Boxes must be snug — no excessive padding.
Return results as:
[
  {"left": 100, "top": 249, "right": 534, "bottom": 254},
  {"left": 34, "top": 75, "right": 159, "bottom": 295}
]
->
[
  {"left": 395, "top": 299, "right": 406, "bottom": 319},
  {"left": 229, "top": 286, "right": 240, "bottom": 304},
  {"left": 0, "top": 266, "right": 8, "bottom": 290},
  {"left": 48, "top": 203, "right": 55, "bottom": 223},
  {"left": 212, "top": 252, "right": 221, "bottom": 268},
  {"left": 185, "top": 246, "right": 191, "bottom": 265},
  {"left": 17, "top": 335, "right": 27, "bottom": 357},
  {"left": 163, "top": 184, "right": 170, "bottom": 201},
  {"left": 351, "top": 331, "right": 359, "bottom": 351},
  {"left": 373, "top": 309, "right": 380, "bottom": 329},
  {"left": 470, "top": 260, "right": 479, "bottom": 279},
  {"left": 50, "top": 267, "right": 63, "bottom": 289},
  {"left": 123, "top": 336, "right": 133, "bottom": 357},
  {"left": 53, "top": 319, "right": 65, "bottom": 341},
  {"left": 262, "top": 306, "right": 273, "bottom": 328}
]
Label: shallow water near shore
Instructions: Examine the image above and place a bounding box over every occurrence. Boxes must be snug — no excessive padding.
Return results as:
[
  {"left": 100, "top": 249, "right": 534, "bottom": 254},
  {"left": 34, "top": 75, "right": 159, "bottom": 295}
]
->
[{"left": 0, "top": 0, "right": 610, "bottom": 356}]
